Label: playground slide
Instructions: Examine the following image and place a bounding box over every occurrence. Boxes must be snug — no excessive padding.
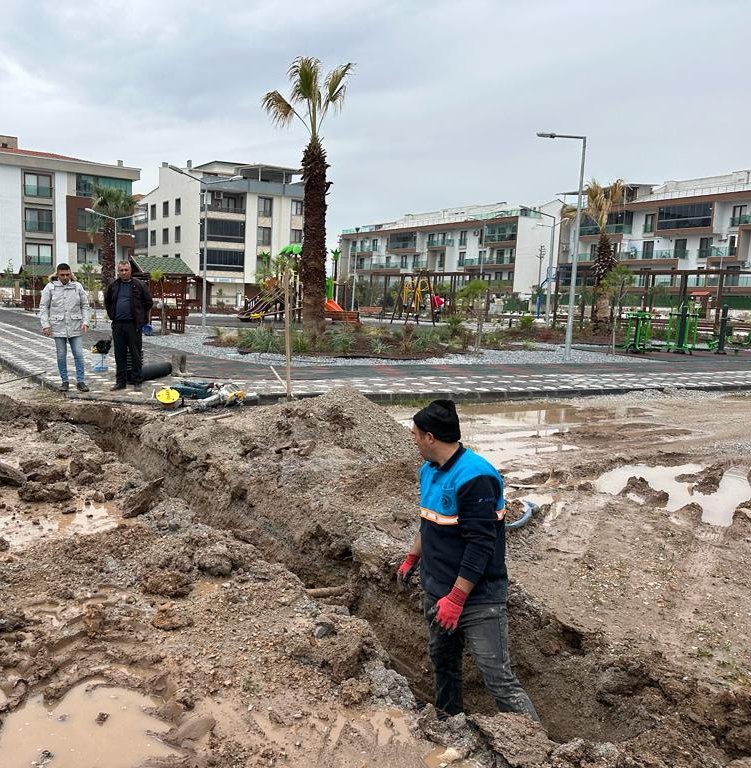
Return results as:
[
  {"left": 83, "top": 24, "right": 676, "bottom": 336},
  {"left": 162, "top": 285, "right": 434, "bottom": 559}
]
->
[{"left": 324, "top": 299, "right": 344, "bottom": 312}]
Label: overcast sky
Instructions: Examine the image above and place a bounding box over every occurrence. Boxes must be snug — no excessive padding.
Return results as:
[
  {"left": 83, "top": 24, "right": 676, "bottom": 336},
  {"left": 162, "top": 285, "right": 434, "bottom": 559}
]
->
[{"left": 2, "top": 0, "right": 748, "bottom": 247}]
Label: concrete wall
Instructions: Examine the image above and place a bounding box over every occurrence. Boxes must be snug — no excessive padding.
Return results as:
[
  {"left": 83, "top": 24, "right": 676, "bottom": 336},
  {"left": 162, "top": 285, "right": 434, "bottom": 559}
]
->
[
  {"left": 54, "top": 171, "right": 68, "bottom": 265},
  {"left": 0, "top": 165, "right": 22, "bottom": 271}
]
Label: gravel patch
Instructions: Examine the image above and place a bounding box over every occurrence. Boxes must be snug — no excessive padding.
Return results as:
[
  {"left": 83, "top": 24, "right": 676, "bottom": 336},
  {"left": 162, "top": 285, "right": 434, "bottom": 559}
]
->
[{"left": 144, "top": 330, "right": 653, "bottom": 367}]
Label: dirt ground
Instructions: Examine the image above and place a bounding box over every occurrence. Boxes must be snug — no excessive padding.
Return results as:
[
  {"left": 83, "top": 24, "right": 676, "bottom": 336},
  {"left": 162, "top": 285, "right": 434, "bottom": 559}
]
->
[{"left": 0, "top": 373, "right": 750, "bottom": 767}]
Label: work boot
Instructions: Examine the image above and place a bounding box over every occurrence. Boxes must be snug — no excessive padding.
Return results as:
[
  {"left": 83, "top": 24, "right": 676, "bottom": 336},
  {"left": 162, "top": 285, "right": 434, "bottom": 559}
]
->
[
  {"left": 132, "top": 382, "right": 142, "bottom": 391},
  {"left": 76, "top": 382, "right": 90, "bottom": 392},
  {"left": 60, "top": 381, "right": 69, "bottom": 392},
  {"left": 110, "top": 383, "right": 126, "bottom": 391}
]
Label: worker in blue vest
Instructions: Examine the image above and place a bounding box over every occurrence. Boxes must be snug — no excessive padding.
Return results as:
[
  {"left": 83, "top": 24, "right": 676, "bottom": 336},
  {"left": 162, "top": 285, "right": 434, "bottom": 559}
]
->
[{"left": 396, "top": 399, "right": 538, "bottom": 720}]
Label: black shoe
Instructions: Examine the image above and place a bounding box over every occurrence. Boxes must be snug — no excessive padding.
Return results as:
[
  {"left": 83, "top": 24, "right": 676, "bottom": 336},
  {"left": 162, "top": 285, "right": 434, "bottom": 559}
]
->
[
  {"left": 76, "top": 382, "right": 90, "bottom": 392},
  {"left": 60, "top": 382, "right": 69, "bottom": 392},
  {"left": 110, "top": 383, "right": 127, "bottom": 391},
  {"left": 132, "top": 382, "right": 142, "bottom": 391}
]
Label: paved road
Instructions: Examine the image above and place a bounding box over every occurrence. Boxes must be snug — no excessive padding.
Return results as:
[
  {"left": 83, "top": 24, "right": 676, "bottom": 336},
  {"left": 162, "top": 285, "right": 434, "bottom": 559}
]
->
[{"left": 3, "top": 306, "right": 751, "bottom": 404}]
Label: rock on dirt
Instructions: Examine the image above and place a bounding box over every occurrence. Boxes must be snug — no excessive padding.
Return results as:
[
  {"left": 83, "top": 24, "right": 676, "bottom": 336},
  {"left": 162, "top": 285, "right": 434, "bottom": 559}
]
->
[
  {"left": 0, "top": 461, "right": 26, "bottom": 487},
  {"left": 121, "top": 477, "right": 164, "bottom": 518},
  {"left": 18, "top": 481, "right": 73, "bottom": 502},
  {"left": 142, "top": 569, "right": 194, "bottom": 598},
  {"left": 151, "top": 602, "right": 194, "bottom": 631}
]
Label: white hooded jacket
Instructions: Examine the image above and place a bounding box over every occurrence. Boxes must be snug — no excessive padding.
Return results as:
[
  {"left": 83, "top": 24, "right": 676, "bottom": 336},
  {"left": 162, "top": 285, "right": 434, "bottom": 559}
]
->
[{"left": 39, "top": 279, "right": 91, "bottom": 338}]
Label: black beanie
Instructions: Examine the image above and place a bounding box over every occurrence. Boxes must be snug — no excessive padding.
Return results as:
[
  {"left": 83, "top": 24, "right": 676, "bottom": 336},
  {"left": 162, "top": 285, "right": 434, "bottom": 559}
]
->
[{"left": 413, "top": 399, "right": 461, "bottom": 443}]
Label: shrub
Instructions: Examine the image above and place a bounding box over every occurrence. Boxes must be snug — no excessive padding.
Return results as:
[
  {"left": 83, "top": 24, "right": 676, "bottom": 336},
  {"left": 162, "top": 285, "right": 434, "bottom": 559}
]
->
[
  {"left": 291, "top": 330, "right": 312, "bottom": 354},
  {"left": 238, "top": 326, "right": 281, "bottom": 353},
  {"left": 446, "top": 314, "right": 464, "bottom": 337},
  {"left": 518, "top": 314, "right": 535, "bottom": 331},
  {"left": 324, "top": 328, "right": 355, "bottom": 354},
  {"left": 370, "top": 337, "right": 391, "bottom": 355}
]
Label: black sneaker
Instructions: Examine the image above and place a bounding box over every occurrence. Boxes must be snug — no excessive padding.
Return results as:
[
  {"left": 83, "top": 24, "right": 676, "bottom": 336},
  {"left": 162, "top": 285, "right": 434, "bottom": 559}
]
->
[
  {"left": 60, "top": 382, "right": 69, "bottom": 392},
  {"left": 110, "top": 383, "right": 127, "bottom": 391},
  {"left": 76, "top": 382, "right": 90, "bottom": 392}
]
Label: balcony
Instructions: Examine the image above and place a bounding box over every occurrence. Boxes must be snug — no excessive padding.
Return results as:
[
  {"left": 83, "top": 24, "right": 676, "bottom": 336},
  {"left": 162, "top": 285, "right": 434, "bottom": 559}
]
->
[
  {"left": 24, "top": 184, "right": 52, "bottom": 198},
  {"left": 426, "top": 238, "right": 454, "bottom": 249},
  {"left": 206, "top": 203, "right": 246, "bottom": 214},
  {"left": 356, "top": 246, "right": 380, "bottom": 255},
  {"left": 403, "top": 259, "right": 427, "bottom": 270},
  {"left": 698, "top": 247, "right": 728, "bottom": 258},
  {"left": 483, "top": 228, "right": 517, "bottom": 244},
  {"left": 25, "top": 220, "right": 53, "bottom": 233},
  {"left": 654, "top": 249, "right": 686, "bottom": 259},
  {"left": 579, "top": 223, "right": 633, "bottom": 236},
  {"left": 730, "top": 215, "right": 751, "bottom": 226},
  {"left": 463, "top": 256, "right": 515, "bottom": 267},
  {"left": 370, "top": 257, "right": 399, "bottom": 270}
]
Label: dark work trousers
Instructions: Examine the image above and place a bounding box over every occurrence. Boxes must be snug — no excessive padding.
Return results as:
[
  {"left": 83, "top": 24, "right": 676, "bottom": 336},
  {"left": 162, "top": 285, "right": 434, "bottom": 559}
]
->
[
  {"left": 112, "top": 320, "right": 143, "bottom": 385},
  {"left": 424, "top": 594, "right": 539, "bottom": 720}
]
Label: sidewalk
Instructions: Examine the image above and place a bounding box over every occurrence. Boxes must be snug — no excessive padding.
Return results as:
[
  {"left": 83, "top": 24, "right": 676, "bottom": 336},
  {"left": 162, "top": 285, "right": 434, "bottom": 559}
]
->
[{"left": 3, "top": 308, "right": 751, "bottom": 404}]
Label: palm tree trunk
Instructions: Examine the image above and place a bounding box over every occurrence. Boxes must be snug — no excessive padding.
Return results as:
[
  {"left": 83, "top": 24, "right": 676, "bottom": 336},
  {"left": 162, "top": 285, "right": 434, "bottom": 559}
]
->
[
  {"left": 300, "top": 136, "right": 328, "bottom": 335},
  {"left": 101, "top": 219, "right": 116, "bottom": 285},
  {"left": 592, "top": 233, "right": 616, "bottom": 333}
]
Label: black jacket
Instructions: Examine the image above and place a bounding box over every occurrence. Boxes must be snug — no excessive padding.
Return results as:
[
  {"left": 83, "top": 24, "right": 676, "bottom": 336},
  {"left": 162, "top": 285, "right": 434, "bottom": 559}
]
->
[{"left": 104, "top": 278, "right": 153, "bottom": 329}]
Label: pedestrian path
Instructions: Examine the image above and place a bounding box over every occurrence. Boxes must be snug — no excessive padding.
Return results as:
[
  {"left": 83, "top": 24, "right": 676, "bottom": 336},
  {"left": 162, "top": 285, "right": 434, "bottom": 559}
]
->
[{"left": 2, "top": 315, "right": 751, "bottom": 403}]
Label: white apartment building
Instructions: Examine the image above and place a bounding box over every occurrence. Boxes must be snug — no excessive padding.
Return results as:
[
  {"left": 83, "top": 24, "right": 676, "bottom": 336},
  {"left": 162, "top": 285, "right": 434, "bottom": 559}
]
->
[
  {"left": 339, "top": 200, "right": 561, "bottom": 297},
  {"left": 137, "top": 161, "right": 305, "bottom": 303},
  {"left": 565, "top": 170, "right": 751, "bottom": 285},
  {"left": 0, "top": 134, "right": 140, "bottom": 274}
]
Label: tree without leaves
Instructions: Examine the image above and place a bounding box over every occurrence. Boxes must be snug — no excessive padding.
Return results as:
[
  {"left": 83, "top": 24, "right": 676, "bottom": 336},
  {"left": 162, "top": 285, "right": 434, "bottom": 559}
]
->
[
  {"left": 600, "top": 264, "right": 635, "bottom": 353},
  {"left": 262, "top": 57, "right": 354, "bottom": 335}
]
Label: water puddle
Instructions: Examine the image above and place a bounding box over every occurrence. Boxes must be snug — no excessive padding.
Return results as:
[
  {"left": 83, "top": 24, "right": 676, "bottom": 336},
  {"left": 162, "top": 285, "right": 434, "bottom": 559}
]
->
[
  {"left": 596, "top": 464, "right": 751, "bottom": 526},
  {"left": 0, "top": 680, "right": 181, "bottom": 768},
  {"left": 0, "top": 501, "right": 118, "bottom": 549}
]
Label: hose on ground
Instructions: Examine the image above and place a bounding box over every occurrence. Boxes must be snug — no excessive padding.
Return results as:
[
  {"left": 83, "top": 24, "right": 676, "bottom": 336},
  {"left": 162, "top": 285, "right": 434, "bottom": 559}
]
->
[{"left": 507, "top": 500, "right": 538, "bottom": 530}]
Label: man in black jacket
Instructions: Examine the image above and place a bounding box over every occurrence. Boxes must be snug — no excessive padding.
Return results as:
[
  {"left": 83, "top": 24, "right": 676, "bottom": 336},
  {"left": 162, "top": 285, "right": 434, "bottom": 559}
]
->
[{"left": 104, "top": 260, "right": 153, "bottom": 390}]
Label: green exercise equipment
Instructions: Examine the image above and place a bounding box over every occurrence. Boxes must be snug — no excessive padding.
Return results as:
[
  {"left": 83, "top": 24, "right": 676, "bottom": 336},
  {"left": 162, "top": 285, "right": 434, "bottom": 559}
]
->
[
  {"left": 623, "top": 310, "right": 653, "bottom": 354},
  {"left": 666, "top": 301, "right": 699, "bottom": 354}
]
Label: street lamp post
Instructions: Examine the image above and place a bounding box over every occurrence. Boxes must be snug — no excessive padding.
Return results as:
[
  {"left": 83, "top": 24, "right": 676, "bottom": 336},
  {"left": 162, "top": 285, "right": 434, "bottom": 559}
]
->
[
  {"left": 536, "top": 132, "right": 587, "bottom": 361},
  {"left": 85, "top": 208, "right": 136, "bottom": 276},
  {"left": 350, "top": 226, "right": 360, "bottom": 312},
  {"left": 168, "top": 165, "right": 242, "bottom": 330},
  {"left": 534, "top": 209, "right": 559, "bottom": 326}
]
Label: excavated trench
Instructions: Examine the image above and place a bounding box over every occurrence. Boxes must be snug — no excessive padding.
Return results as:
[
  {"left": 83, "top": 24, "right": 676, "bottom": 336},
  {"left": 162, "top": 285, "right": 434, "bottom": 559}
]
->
[{"left": 75, "top": 403, "right": 751, "bottom": 765}]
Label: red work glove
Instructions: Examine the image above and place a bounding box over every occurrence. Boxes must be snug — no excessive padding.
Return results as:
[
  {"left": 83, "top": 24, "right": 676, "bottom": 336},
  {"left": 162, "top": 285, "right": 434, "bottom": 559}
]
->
[
  {"left": 434, "top": 586, "right": 468, "bottom": 632},
  {"left": 396, "top": 553, "right": 420, "bottom": 588}
]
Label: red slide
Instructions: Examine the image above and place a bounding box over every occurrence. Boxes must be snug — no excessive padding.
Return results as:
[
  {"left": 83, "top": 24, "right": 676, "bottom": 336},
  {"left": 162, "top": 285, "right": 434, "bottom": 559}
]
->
[{"left": 324, "top": 299, "right": 343, "bottom": 312}]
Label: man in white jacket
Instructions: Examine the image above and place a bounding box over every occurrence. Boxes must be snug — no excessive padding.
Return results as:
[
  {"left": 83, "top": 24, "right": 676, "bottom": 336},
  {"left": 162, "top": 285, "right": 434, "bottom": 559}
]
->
[{"left": 39, "top": 263, "right": 91, "bottom": 392}]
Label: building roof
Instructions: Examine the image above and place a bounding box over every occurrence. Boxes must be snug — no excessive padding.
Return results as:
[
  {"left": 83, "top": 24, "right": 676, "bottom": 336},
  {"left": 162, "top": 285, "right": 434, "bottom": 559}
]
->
[
  {"left": 132, "top": 255, "right": 194, "bottom": 275},
  {"left": 0, "top": 146, "right": 84, "bottom": 162},
  {"left": 19, "top": 264, "right": 56, "bottom": 277}
]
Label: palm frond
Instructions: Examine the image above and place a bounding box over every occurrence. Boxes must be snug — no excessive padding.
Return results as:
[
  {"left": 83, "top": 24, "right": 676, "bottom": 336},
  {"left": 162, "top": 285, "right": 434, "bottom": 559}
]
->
[
  {"left": 261, "top": 91, "right": 296, "bottom": 127},
  {"left": 323, "top": 63, "right": 354, "bottom": 113},
  {"left": 289, "top": 56, "right": 321, "bottom": 105}
]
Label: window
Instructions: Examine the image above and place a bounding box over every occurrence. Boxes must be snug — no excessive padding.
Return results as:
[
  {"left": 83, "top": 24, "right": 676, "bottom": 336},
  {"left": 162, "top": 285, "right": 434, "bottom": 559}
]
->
[
  {"left": 589, "top": 243, "right": 597, "bottom": 258},
  {"left": 202, "top": 219, "right": 245, "bottom": 242},
  {"left": 175, "top": 226, "right": 181, "bottom": 243},
  {"left": 258, "top": 197, "right": 273, "bottom": 217},
  {"left": 357, "top": 258, "right": 364, "bottom": 270},
  {"left": 371, "top": 238, "right": 378, "bottom": 251},
  {"left": 459, "top": 231, "right": 467, "bottom": 246},
  {"left": 484, "top": 223, "right": 518, "bottom": 242},
  {"left": 162, "top": 254, "right": 168, "bottom": 259},
  {"left": 290, "top": 229, "right": 303, "bottom": 244},
  {"left": 162, "top": 228, "right": 169, "bottom": 245},
  {"left": 292, "top": 199, "right": 304, "bottom": 216},
  {"left": 162, "top": 201, "right": 169, "bottom": 218},
  {"left": 729, "top": 235, "right": 737, "bottom": 256},
  {"left": 75, "top": 174, "right": 132, "bottom": 197},
  {"left": 494, "top": 272, "right": 502, "bottom": 281},
  {"left": 24, "top": 173, "right": 52, "bottom": 198},
  {"left": 76, "top": 245, "right": 101, "bottom": 265},
  {"left": 150, "top": 204, "right": 156, "bottom": 220},
  {"left": 134, "top": 229, "right": 148, "bottom": 248},
  {"left": 642, "top": 241, "right": 654, "bottom": 259},
  {"left": 174, "top": 253, "right": 180, "bottom": 260},
  {"left": 388, "top": 232, "right": 417, "bottom": 250},
  {"left": 25, "top": 243, "right": 53, "bottom": 265},
  {"left": 175, "top": 198, "right": 181, "bottom": 215},
  {"left": 438, "top": 254, "right": 445, "bottom": 268},
  {"left": 400, "top": 256, "right": 408, "bottom": 268},
  {"left": 458, "top": 251, "right": 466, "bottom": 266},
  {"left": 76, "top": 208, "right": 96, "bottom": 231},
  {"left": 25, "top": 208, "right": 53, "bottom": 233},
  {"left": 674, "top": 238, "right": 688, "bottom": 258},
  {"left": 200, "top": 249, "right": 245, "bottom": 272},
  {"left": 731, "top": 205, "right": 747, "bottom": 226},
  {"left": 657, "top": 203, "right": 712, "bottom": 230},
  {"left": 150, "top": 230, "right": 156, "bottom": 246},
  {"left": 698, "top": 236, "right": 712, "bottom": 258},
  {"left": 257, "top": 226, "right": 271, "bottom": 246},
  {"left": 643, "top": 213, "right": 655, "bottom": 233}
]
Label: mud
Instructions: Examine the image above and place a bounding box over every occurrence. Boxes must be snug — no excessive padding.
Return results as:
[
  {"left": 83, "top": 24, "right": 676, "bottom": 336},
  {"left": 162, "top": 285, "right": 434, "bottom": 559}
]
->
[{"left": 1, "top": 381, "right": 751, "bottom": 766}]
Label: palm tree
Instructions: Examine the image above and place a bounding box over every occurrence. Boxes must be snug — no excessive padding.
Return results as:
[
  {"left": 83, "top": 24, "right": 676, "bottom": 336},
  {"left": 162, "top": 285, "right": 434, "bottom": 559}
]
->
[
  {"left": 262, "top": 57, "right": 354, "bottom": 335},
  {"left": 564, "top": 178, "right": 625, "bottom": 329},
  {"left": 90, "top": 185, "right": 137, "bottom": 285}
]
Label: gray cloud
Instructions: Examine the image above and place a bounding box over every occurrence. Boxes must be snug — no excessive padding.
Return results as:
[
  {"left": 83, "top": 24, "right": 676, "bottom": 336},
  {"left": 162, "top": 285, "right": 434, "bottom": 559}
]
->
[{"left": 1, "top": 0, "right": 748, "bottom": 247}]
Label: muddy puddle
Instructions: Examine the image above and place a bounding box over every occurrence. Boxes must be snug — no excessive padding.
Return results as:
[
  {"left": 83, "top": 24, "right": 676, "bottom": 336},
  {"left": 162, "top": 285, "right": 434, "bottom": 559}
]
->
[
  {"left": 596, "top": 463, "right": 751, "bottom": 526},
  {"left": 0, "top": 501, "right": 118, "bottom": 549},
  {"left": 0, "top": 680, "right": 180, "bottom": 768}
]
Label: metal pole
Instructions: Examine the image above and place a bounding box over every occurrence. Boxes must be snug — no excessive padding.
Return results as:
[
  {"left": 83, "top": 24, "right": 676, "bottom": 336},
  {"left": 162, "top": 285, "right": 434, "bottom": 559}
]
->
[
  {"left": 113, "top": 217, "right": 117, "bottom": 266},
  {"left": 545, "top": 222, "right": 555, "bottom": 325},
  {"left": 201, "top": 183, "right": 207, "bottom": 330},
  {"left": 565, "top": 138, "right": 587, "bottom": 361}
]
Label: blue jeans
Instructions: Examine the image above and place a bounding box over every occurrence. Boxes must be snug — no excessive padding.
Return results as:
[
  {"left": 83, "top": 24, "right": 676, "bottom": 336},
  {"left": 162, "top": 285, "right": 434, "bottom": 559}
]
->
[
  {"left": 424, "top": 595, "right": 539, "bottom": 720},
  {"left": 54, "top": 335, "right": 85, "bottom": 383}
]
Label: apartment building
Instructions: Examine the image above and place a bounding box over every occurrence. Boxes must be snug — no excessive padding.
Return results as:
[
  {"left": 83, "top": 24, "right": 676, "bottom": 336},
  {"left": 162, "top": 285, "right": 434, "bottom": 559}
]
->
[
  {"left": 339, "top": 200, "right": 561, "bottom": 297},
  {"left": 564, "top": 171, "right": 751, "bottom": 286},
  {"left": 138, "top": 161, "right": 304, "bottom": 303},
  {"left": 0, "top": 134, "right": 140, "bottom": 274}
]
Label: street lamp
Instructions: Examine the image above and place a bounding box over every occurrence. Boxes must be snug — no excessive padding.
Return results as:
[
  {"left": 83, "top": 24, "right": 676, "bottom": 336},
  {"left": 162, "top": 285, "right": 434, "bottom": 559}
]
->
[
  {"left": 350, "top": 226, "right": 360, "bottom": 312},
  {"left": 85, "top": 208, "right": 136, "bottom": 273},
  {"left": 536, "top": 132, "right": 587, "bottom": 361},
  {"left": 168, "top": 165, "right": 242, "bottom": 330}
]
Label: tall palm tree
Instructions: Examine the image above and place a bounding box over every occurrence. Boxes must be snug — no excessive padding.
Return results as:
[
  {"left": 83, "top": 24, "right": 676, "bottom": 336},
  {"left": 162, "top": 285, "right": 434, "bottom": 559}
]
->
[
  {"left": 262, "top": 57, "right": 354, "bottom": 334},
  {"left": 564, "top": 178, "right": 625, "bottom": 329},
  {"left": 90, "top": 185, "right": 137, "bottom": 284}
]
